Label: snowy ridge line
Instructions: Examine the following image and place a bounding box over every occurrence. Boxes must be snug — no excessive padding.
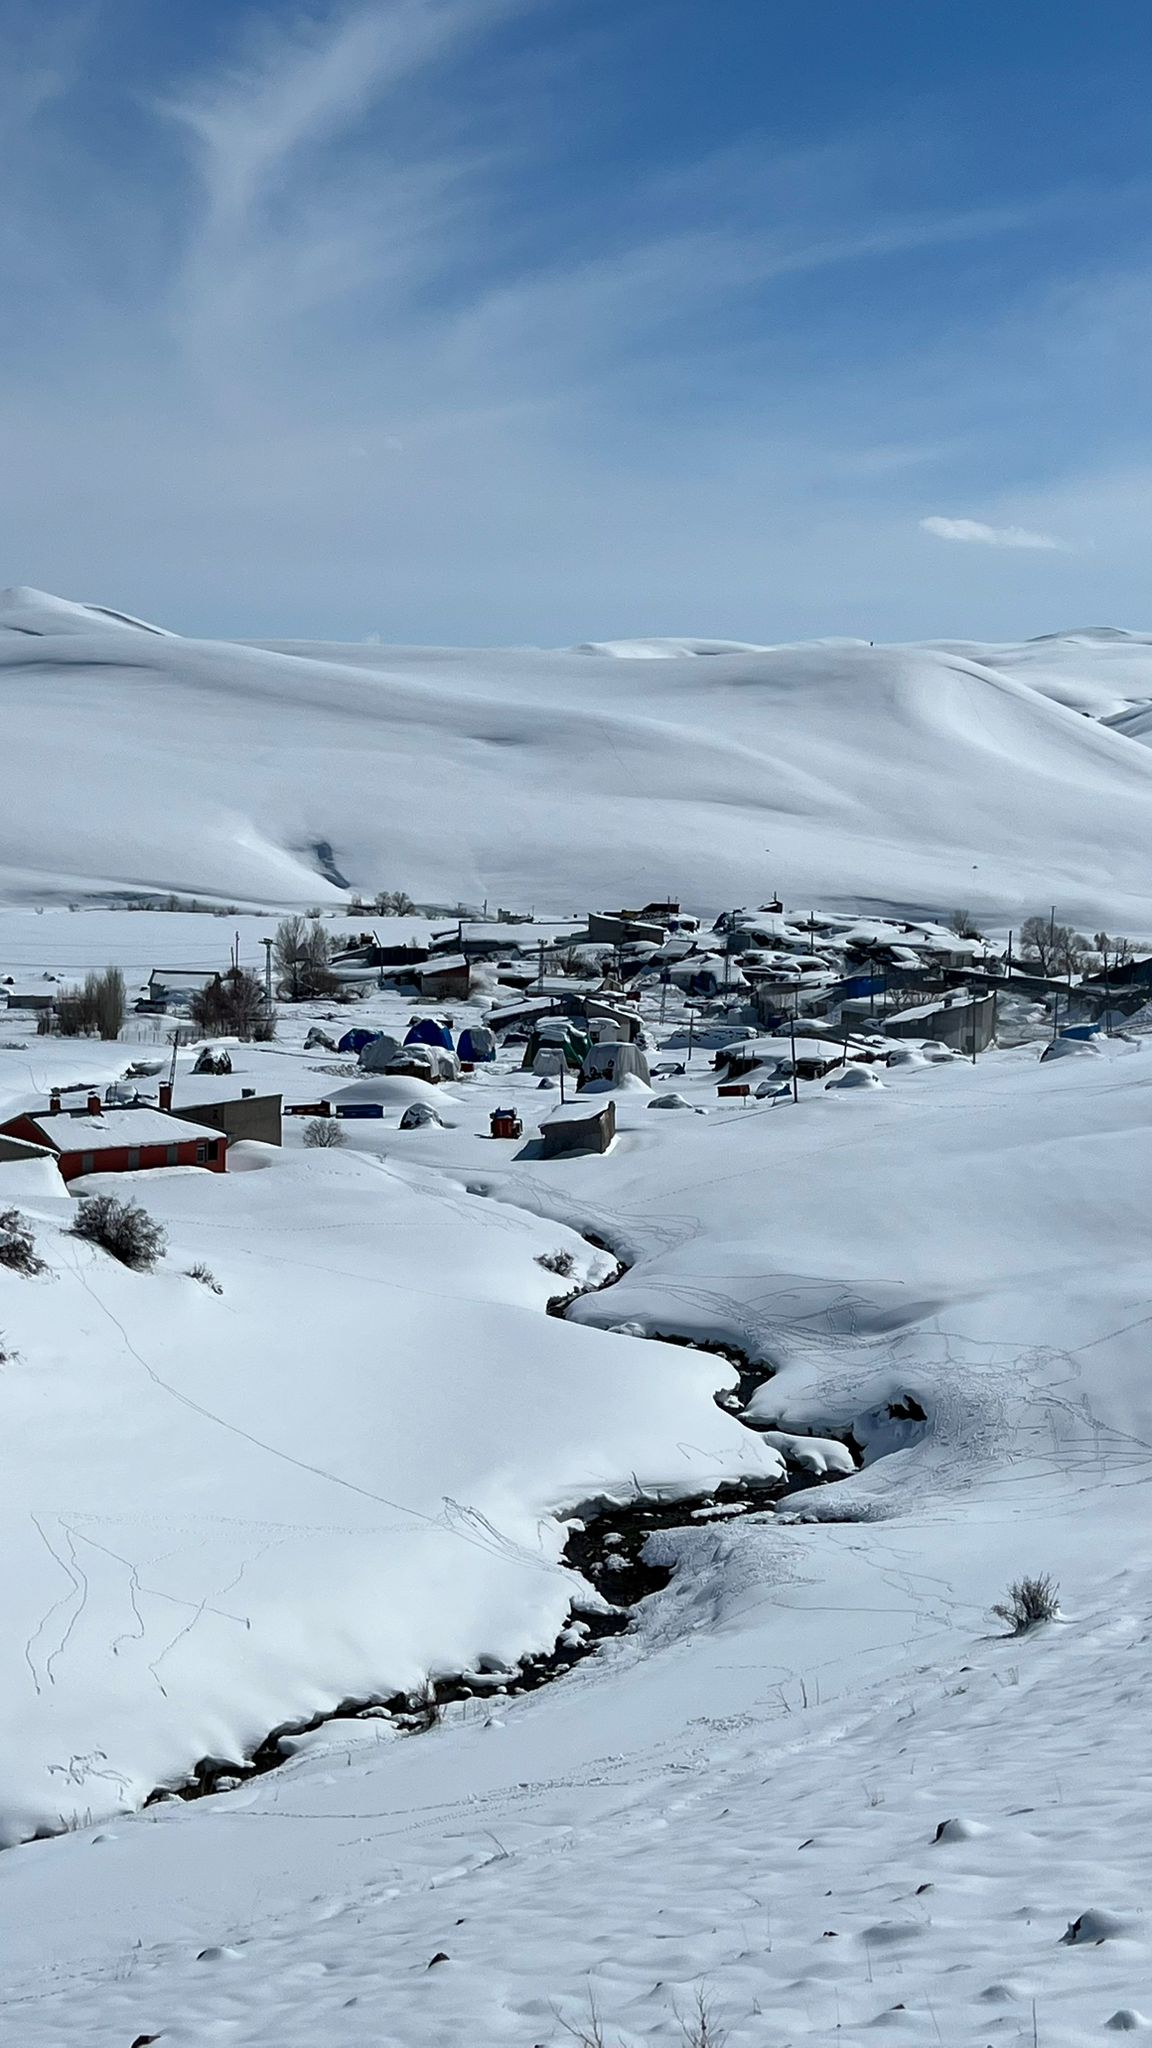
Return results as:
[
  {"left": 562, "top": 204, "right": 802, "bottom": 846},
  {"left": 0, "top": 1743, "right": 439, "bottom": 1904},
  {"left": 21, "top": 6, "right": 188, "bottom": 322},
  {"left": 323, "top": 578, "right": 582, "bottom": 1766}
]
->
[{"left": 7, "top": 586, "right": 1152, "bottom": 913}]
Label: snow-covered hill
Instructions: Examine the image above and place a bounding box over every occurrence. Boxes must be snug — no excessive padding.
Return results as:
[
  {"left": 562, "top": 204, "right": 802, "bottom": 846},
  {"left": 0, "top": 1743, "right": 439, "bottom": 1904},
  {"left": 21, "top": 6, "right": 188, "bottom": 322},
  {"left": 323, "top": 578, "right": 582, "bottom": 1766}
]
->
[{"left": 6, "top": 586, "right": 1152, "bottom": 920}]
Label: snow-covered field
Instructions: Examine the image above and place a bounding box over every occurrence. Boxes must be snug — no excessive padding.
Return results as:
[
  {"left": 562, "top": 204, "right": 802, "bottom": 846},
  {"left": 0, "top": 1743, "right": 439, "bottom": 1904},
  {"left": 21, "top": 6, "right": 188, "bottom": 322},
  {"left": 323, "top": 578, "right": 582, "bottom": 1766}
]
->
[
  {"left": 2, "top": 906, "right": 1152, "bottom": 2043},
  {"left": 8, "top": 586, "right": 1152, "bottom": 920}
]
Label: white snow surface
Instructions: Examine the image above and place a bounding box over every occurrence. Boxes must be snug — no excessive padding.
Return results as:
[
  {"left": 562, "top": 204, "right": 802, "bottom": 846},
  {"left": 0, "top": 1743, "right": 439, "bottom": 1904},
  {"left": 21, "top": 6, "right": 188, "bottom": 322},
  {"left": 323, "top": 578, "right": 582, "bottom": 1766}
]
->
[
  {"left": 4, "top": 908, "right": 1152, "bottom": 2039},
  {"left": 9, "top": 587, "right": 1152, "bottom": 917}
]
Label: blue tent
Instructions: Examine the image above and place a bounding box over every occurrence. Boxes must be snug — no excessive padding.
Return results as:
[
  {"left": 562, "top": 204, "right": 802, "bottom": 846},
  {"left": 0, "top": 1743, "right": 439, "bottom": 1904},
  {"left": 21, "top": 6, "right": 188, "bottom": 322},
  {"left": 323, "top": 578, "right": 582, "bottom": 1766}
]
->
[
  {"left": 458, "top": 1025, "right": 496, "bottom": 1063},
  {"left": 405, "top": 1018, "right": 454, "bottom": 1051},
  {"left": 338, "top": 1027, "right": 379, "bottom": 1054}
]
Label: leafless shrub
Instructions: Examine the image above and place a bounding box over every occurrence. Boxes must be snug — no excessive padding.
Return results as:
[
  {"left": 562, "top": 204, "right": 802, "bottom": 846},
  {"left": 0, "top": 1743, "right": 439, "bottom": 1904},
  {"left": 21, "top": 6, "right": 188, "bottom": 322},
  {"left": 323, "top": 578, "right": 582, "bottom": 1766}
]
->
[
  {"left": 304, "top": 1117, "right": 345, "bottom": 1148},
  {"left": 48, "top": 966, "right": 125, "bottom": 1038},
  {"left": 556, "top": 1992, "right": 611, "bottom": 2048},
  {"left": 69, "top": 1195, "right": 167, "bottom": 1271},
  {"left": 185, "top": 1261, "right": 222, "bottom": 1294},
  {"left": 537, "top": 1248, "right": 577, "bottom": 1277},
  {"left": 992, "top": 1574, "right": 1059, "bottom": 1634},
  {"left": 0, "top": 1209, "right": 47, "bottom": 1276},
  {"left": 676, "top": 1986, "right": 728, "bottom": 2048}
]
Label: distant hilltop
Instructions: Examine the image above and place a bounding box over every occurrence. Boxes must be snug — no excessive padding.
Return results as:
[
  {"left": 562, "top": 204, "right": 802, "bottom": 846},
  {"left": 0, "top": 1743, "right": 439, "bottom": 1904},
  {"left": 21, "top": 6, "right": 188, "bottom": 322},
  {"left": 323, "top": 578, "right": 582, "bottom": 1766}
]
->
[{"left": 4, "top": 587, "right": 1152, "bottom": 923}]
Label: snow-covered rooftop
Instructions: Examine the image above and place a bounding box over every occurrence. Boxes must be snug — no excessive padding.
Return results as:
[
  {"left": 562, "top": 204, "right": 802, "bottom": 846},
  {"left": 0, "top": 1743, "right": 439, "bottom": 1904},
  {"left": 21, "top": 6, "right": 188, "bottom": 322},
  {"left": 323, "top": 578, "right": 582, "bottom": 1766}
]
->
[{"left": 23, "top": 1108, "right": 223, "bottom": 1150}]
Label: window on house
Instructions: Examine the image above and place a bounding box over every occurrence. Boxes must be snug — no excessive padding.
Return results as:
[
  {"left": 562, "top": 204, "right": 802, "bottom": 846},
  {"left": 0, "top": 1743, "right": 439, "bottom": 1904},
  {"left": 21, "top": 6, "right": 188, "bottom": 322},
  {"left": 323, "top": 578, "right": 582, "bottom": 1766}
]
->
[
  {"left": 166, "top": 1145, "right": 178, "bottom": 1165},
  {"left": 196, "top": 1143, "right": 207, "bottom": 1164},
  {"left": 128, "top": 1149, "right": 140, "bottom": 1170},
  {"left": 81, "top": 1153, "right": 94, "bottom": 1175}
]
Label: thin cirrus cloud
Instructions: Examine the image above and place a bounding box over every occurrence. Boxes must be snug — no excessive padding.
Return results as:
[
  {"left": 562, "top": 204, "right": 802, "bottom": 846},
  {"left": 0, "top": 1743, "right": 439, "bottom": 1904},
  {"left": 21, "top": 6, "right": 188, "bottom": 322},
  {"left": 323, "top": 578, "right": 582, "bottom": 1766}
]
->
[{"left": 920, "top": 516, "right": 1067, "bottom": 552}]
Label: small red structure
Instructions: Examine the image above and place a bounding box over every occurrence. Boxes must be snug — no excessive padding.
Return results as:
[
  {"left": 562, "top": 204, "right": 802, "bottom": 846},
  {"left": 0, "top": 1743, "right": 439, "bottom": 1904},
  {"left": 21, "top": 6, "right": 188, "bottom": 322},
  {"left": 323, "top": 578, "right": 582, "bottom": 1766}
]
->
[
  {"left": 490, "top": 1108, "right": 523, "bottom": 1140},
  {"left": 0, "top": 1097, "right": 227, "bottom": 1183},
  {"left": 716, "top": 1082, "right": 751, "bottom": 1100}
]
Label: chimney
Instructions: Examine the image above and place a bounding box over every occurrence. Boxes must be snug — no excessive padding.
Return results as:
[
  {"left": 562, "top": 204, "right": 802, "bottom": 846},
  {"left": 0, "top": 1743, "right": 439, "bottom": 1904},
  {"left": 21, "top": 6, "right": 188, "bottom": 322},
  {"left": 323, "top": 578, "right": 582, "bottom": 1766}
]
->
[
  {"left": 87, "top": 1092, "right": 102, "bottom": 1116},
  {"left": 159, "top": 1081, "right": 173, "bottom": 1112},
  {"left": 49, "top": 1089, "right": 61, "bottom": 1115}
]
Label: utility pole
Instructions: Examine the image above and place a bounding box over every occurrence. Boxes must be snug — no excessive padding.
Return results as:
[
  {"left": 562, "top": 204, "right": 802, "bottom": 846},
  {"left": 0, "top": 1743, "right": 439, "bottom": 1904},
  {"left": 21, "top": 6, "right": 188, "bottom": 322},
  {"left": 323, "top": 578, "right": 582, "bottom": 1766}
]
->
[
  {"left": 261, "top": 936, "right": 274, "bottom": 1010},
  {"left": 789, "top": 1006, "right": 799, "bottom": 1104},
  {"left": 166, "top": 1028, "right": 179, "bottom": 1095}
]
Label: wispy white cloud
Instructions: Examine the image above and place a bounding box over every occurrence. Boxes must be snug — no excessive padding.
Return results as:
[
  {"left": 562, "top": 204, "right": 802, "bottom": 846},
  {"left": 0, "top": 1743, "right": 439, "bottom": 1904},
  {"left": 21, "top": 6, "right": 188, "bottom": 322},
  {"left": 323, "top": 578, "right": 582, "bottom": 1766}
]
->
[{"left": 920, "top": 516, "right": 1067, "bottom": 551}]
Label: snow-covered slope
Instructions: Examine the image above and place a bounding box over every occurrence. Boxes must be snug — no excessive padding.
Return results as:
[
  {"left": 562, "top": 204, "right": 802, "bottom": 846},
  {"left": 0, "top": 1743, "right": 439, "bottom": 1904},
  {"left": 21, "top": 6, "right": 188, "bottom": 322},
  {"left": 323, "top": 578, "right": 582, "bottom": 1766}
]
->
[
  {"left": 6, "top": 1012, "right": 1152, "bottom": 2044},
  {"left": 7, "top": 586, "right": 1152, "bottom": 919}
]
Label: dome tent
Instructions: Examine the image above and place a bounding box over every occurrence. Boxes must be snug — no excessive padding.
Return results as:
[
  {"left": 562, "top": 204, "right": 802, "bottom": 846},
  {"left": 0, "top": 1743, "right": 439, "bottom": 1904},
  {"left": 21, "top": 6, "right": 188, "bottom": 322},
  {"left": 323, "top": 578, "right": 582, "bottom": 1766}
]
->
[
  {"left": 458, "top": 1025, "right": 496, "bottom": 1063},
  {"left": 338, "top": 1027, "right": 378, "bottom": 1055},
  {"left": 405, "top": 1018, "right": 454, "bottom": 1052}
]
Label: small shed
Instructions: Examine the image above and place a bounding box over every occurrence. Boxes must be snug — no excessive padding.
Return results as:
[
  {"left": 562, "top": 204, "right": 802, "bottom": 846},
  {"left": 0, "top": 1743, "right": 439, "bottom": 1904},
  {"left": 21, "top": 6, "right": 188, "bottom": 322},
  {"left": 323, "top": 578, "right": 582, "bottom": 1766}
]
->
[
  {"left": 540, "top": 1098, "right": 616, "bottom": 1157},
  {"left": 417, "top": 955, "right": 471, "bottom": 1002}
]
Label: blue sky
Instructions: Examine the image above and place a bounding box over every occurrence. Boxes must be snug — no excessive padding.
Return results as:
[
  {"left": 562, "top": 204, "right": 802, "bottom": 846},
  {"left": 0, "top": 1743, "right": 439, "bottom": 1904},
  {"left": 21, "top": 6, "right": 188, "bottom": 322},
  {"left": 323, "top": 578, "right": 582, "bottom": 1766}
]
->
[{"left": 3, "top": 0, "right": 1152, "bottom": 640}]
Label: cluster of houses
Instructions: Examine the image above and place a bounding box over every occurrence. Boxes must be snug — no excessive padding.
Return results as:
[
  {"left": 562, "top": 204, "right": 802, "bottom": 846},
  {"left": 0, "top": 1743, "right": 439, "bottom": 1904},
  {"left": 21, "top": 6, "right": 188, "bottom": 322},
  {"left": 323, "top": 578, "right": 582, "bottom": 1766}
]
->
[{"left": 5, "top": 896, "right": 1149, "bottom": 1179}]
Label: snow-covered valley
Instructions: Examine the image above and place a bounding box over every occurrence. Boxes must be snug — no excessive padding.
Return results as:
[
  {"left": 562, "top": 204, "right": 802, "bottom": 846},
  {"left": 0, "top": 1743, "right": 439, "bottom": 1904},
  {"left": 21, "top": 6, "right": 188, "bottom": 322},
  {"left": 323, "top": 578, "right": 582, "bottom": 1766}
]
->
[{"left": 2, "top": 898, "right": 1152, "bottom": 2045}]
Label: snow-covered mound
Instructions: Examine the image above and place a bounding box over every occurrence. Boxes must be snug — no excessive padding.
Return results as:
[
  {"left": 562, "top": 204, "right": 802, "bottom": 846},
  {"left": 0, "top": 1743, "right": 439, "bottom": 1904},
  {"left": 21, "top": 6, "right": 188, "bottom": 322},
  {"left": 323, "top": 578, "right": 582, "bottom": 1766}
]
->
[
  {"left": 8, "top": 588, "right": 1152, "bottom": 917},
  {"left": 0, "top": 1146, "right": 775, "bottom": 1841}
]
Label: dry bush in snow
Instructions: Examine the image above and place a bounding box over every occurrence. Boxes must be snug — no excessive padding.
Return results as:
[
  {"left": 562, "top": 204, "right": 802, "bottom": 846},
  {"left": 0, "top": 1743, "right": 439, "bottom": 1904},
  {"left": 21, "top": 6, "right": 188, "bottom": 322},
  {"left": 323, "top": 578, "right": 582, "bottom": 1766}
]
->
[
  {"left": 992, "top": 1574, "right": 1059, "bottom": 1633},
  {"left": 69, "top": 1195, "right": 167, "bottom": 1271},
  {"left": 185, "top": 1261, "right": 222, "bottom": 1294},
  {"left": 0, "top": 1209, "right": 47, "bottom": 1277}
]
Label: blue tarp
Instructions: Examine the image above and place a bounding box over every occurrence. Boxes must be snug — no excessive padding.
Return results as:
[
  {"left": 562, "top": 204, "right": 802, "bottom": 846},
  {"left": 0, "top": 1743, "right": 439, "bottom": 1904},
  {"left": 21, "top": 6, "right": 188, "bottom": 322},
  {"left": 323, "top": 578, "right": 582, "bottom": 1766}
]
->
[
  {"left": 405, "top": 1019, "right": 454, "bottom": 1050},
  {"left": 338, "top": 1028, "right": 380, "bottom": 1054},
  {"left": 458, "top": 1026, "right": 496, "bottom": 1062}
]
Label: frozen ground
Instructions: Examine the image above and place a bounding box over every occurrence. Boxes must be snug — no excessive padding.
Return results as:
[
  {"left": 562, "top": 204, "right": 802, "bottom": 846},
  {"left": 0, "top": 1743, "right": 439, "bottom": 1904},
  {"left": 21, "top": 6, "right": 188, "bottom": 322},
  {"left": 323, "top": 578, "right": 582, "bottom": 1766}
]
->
[
  {"left": 9, "top": 587, "right": 1152, "bottom": 919},
  {"left": 2, "top": 908, "right": 1152, "bottom": 2042}
]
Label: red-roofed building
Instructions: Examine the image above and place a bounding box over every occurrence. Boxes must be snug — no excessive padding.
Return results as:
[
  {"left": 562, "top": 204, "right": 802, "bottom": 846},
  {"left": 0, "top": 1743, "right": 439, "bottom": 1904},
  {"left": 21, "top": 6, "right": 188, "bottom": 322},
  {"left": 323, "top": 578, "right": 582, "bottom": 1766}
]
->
[{"left": 0, "top": 1094, "right": 227, "bottom": 1183}]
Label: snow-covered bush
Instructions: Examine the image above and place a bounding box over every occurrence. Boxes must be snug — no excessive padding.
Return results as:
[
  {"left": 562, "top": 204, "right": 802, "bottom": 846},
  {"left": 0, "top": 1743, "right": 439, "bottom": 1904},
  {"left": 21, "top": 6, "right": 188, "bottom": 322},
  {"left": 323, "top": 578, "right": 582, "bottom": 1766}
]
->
[
  {"left": 303, "top": 1117, "right": 345, "bottom": 1148},
  {"left": 992, "top": 1574, "right": 1059, "bottom": 1633},
  {"left": 69, "top": 1195, "right": 167, "bottom": 1271},
  {"left": 0, "top": 1209, "right": 47, "bottom": 1277}
]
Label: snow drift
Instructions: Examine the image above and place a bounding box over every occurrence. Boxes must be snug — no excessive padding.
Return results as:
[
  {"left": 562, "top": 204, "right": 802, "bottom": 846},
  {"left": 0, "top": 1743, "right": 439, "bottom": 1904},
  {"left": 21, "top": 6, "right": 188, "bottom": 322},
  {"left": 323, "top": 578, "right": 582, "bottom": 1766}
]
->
[{"left": 7, "top": 587, "right": 1152, "bottom": 918}]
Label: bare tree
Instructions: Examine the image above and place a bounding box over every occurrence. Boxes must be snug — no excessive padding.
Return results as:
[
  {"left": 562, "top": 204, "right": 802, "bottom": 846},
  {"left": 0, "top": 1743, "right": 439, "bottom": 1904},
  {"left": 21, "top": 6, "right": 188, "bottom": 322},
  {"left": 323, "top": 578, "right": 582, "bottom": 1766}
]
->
[
  {"left": 1019, "top": 916, "right": 1090, "bottom": 978},
  {"left": 50, "top": 965, "right": 125, "bottom": 1038},
  {"left": 190, "top": 969, "right": 275, "bottom": 1041},
  {"left": 274, "top": 916, "right": 337, "bottom": 999}
]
